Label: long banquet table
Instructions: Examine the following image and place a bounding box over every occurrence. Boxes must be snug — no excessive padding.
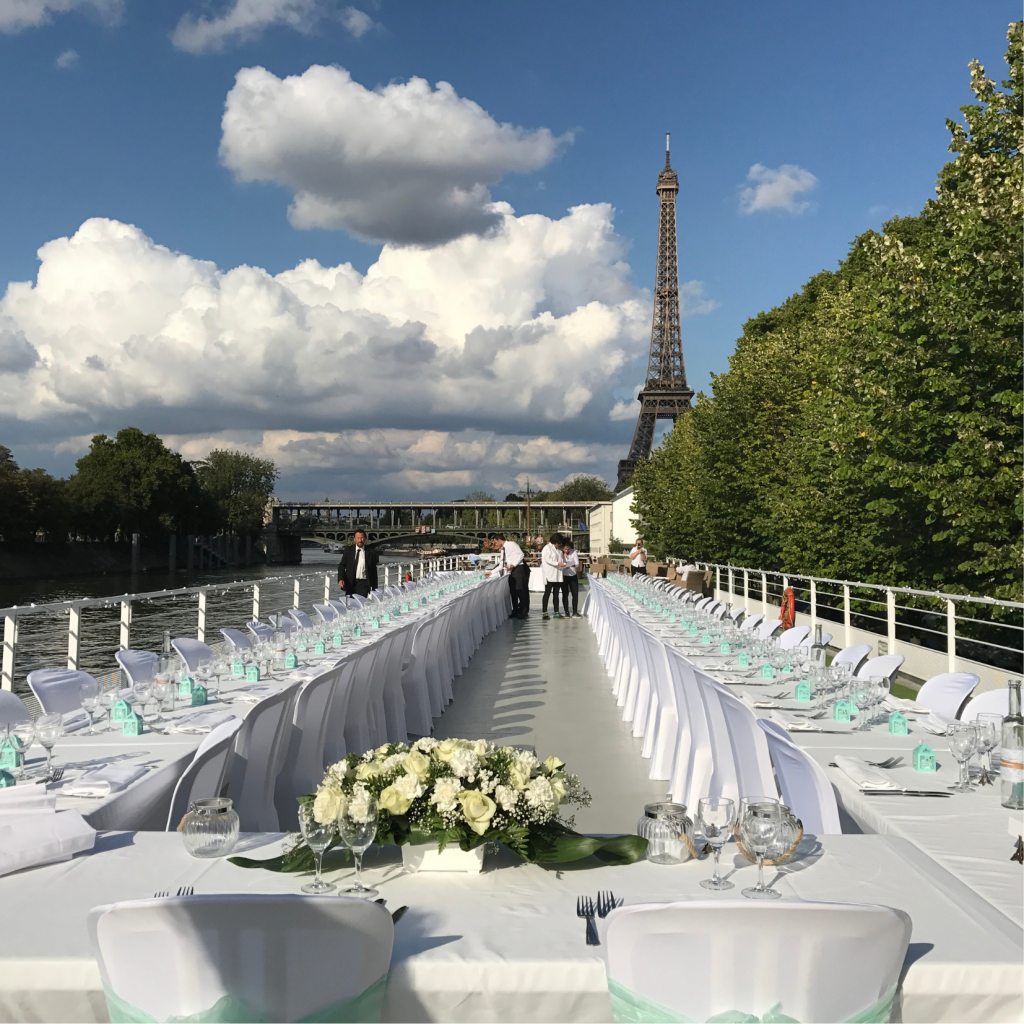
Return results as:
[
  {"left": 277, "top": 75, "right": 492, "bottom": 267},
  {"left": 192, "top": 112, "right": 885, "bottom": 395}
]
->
[{"left": 0, "top": 830, "right": 1020, "bottom": 1024}]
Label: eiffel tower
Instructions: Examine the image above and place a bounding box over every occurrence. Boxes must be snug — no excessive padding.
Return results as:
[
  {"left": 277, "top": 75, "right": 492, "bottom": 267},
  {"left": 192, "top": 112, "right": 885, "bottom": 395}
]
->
[{"left": 616, "top": 134, "right": 694, "bottom": 491}]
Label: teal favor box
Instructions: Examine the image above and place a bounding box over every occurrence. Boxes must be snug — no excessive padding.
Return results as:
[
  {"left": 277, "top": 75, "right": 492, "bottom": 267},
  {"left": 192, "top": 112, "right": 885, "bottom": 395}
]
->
[
  {"left": 191, "top": 685, "right": 208, "bottom": 707},
  {"left": 889, "top": 711, "right": 909, "bottom": 736},
  {"left": 401, "top": 604, "right": 409, "bottom": 613},
  {"left": 912, "top": 742, "right": 937, "bottom": 772},
  {"left": 121, "top": 711, "right": 144, "bottom": 737},
  {"left": 316, "top": 639, "right": 327, "bottom": 653},
  {"left": 245, "top": 664, "right": 261, "bottom": 683},
  {"left": 719, "top": 642, "right": 730, "bottom": 655},
  {"left": 332, "top": 631, "right": 343, "bottom": 647},
  {"left": 794, "top": 681, "right": 811, "bottom": 702},
  {"left": 701, "top": 632, "right": 711, "bottom": 645},
  {"left": 0, "top": 735, "right": 24, "bottom": 772},
  {"left": 111, "top": 698, "right": 132, "bottom": 723},
  {"left": 689, "top": 624, "right": 699, "bottom": 636},
  {"left": 178, "top": 675, "right": 194, "bottom": 697},
  {"left": 285, "top": 652, "right": 298, "bottom": 670},
  {"left": 738, "top": 652, "right": 750, "bottom": 668},
  {"left": 231, "top": 659, "right": 245, "bottom": 677},
  {"left": 0, "top": 769, "right": 15, "bottom": 788},
  {"left": 760, "top": 665, "right": 774, "bottom": 680},
  {"left": 371, "top": 618, "right": 381, "bottom": 630},
  {"left": 833, "top": 700, "right": 852, "bottom": 723}
]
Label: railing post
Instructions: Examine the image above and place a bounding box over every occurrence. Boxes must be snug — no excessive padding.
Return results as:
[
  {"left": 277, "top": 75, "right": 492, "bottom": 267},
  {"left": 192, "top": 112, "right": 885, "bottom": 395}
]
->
[
  {"left": 728, "top": 565, "right": 734, "bottom": 601},
  {"left": 68, "top": 603, "right": 81, "bottom": 670},
  {"left": 2, "top": 615, "right": 17, "bottom": 691},
  {"left": 810, "top": 578, "right": 817, "bottom": 631},
  {"left": 886, "top": 590, "right": 897, "bottom": 656},
  {"left": 252, "top": 584, "right": 261, "bottom": 622},
  {"left": 743, "top": 569, "right": 749, "bottom": 606},
  {"left": 120, "top": 599, "right": 131, "bottom": 650},
  {"left": 843, "top": 585, "right": 852, "bottom": 647},
  {"left": 761, "top": 573, "right": 768, "bottom": 612},
  {"left": 324, "top": 574, "right": 331, "bottom": 603},
  {"left": 715, "top": 566, "right": 721, "bottom": 601},
  {"left": 947, "top": 598, "right": 956, "bottom": 672},
  {"left": 198, "top": 588, "right": 208, "bottom": 642},
  {"left": 293, "top": 578, "right": 301, "bottom": 609}
]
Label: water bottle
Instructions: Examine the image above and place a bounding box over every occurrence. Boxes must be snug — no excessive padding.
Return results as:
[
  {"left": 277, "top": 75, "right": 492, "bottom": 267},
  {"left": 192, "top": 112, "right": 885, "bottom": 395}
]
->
[
  {"left": 1000, "top": 678, "right": 1023, "bottom": 810},
  {"left": 272, "top": 624, "right": 287, "bottom": 671},
  {"left": 809, "top": 623, "right": 826, "bottom": 669}
]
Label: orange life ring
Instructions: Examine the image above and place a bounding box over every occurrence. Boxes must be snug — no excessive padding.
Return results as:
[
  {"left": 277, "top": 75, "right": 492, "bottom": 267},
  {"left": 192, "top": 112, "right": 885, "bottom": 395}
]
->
[{"left": 779, "top": 587, "right": 795, "bottom": 630}]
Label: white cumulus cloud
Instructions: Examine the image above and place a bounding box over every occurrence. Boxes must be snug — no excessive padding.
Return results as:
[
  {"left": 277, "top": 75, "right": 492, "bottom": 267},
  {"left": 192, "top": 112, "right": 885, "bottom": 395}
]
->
[
  {"left": 55, "top": 47, "right": 79, "bottom": 68},
  {"left": 172, "top": 0, "right": 375, "bottom": 54},
  {"left": 219, "top": 64, "right": 572, "bottom": 244},
  {"left": 0, "top": 0, "right": 121, "bottom": 33},
  {"left": 738, "top": 163, "right": 817, "bottom": 215}
]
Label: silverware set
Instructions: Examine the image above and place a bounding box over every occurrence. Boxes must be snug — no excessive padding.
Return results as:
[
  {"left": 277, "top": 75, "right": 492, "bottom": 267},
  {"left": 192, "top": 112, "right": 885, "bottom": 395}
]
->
[
  {"left": 152, "top": 886, "right": 194, "bottom": 897},
  {"left": 34, "top": 768, "right": 64, "bottom": 785},
  {"left": 828, "top": 756, "right": 904, "bottom": 769},
  {"left": 577, "top": 890, "right": 623, "bottom": 945}
]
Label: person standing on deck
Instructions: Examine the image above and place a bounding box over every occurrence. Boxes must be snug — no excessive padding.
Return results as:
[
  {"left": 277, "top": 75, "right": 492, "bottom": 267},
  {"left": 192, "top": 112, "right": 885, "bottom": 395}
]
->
[
  {"left": 541, "top": 532, "right": 566, "bottom": 619},
  {"left": 337, "top": 529, "right": 379, "bottom": 598},
  {"left": 486, "top": 534, "right": 529, "bottom": 619},
  {"left": 561, "top": 540, "right": 581, "bottom": 617},
  {"left": 630, "top": 538, "right": 648, "bottom": 576}
]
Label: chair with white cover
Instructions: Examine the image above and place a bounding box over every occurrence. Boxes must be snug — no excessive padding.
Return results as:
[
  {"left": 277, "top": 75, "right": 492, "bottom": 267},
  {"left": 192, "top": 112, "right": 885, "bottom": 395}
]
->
[
  {"left": 225, "top": 683, "right": 301, "bottom": 832},
  {"left": 602, "top": 899, "right": 911, "bottom": 1024},
  {"left": 706, "top": 679, "right": 777, "bottom": 802},
  {"left": 89, "top": 894, "right": 394, "bottom": 1024},
  {"left": 219, "top": 628, "right": 251, "bottom": 651},
  {"left": 114, "top": 650, "right": 157, "bottom": 688},
  {"left": 350, "top": 594, "right": 370, "bottom": 608},
  {"left": 288, "top": 609, "right": 314, "bottom": 629},
  {"left": 247, "top": 621, "right": 273, "bottom": 642},
  {"left": 268, "top": 615, "right": 296, "bottom": 637},
  {"left": 26, "top": 668, "right": 98, "bottom": 714},
  {"left": 831, "top": 643, "right": 872, "bottom": 676},
  {"left": 798, "top": 631, "right": 833, "bottom": 652},
  {"left": 164, "top": 719, "right": 242, "bottom": 831},
  {"left": 739, "top": 612, "right": 764, "bottom": 633},
  {"left": 312, "top": 603, "right": 337, "bottom": 624},
  {"left": 322, "top": 659, "right": 358, "bottom": 765},
  {"left": 755, "top": 619, "right": 783, "bottom": 641},
  {"left": 778, "top": 625, "right": 810, "bottom": 650},
  {"left": 0, "top": 690, "right": 30, "bottom": 725},
  {"left": 856, "top": 654, "right": 905, "bottom": 683},
  {"left": 343, "top": 644, "right": 384, "bottom": 757},
  {"left": 171, "top": 638, "right": 214, "bottom": 672},
  {"left": 961, "top": 687, "right": 1009, "bottom": 721},
  {"left": 916, "top": 671, "right": 981, "bottom": 720},
  {"left": 328, "top": 600, "right": 349, "bottom": 616},
  {"left": 756, "top": 720, "right": 841, "bottom": 834}
]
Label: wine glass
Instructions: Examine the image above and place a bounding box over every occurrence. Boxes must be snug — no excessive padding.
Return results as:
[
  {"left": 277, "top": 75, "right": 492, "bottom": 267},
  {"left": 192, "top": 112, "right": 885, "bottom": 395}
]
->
[
  {"left": 697, "top": 796, "right": 736, "bottom": 891},
  {"left": 298, "top": 802, "right": 337, "bottom": 894},
  {"left": 947, "top": 722, "right": 978, "bottom": 793},
  {"left": 35, "top": 713, "right": 64, "bottom": 779},
  {"left": 79, "top": 679, "right": 100, "bottom": 734},
  {"left": 131, "top": 678, "right": 151, "bottom": 722},
  {"left": 974, "top": 713, "right": 1002, "bottom": 783},
  {"left": 739, "top": 796, "right": 782, "bottom": 899},
  {"left": 337, "top": 790, "right": 379, "bottom": 898},
  {"left": 871, "top": 677, "right": 890, "bottom": 726},
  {"left": 12, "top": 720, "right": 35, "bottom": 779},
  {"left": 98, "top": 680, "right": 116, "bottom": 732},
  {"left": 151, "top": 676, "right": 172, "bottom": 723}
]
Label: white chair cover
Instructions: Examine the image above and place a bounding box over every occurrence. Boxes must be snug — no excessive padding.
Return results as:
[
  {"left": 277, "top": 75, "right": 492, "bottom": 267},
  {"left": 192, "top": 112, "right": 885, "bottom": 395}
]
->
[
  {"left": 219, "top": 628, "right": 251, "bottom": 650},
  {"left": 961, "top": 687, "right": 1009, "bottom": 721},
  {"left": 171, "top": 638, "right": 214, "bottom": 672},
  {"left": 856, "top": 654, "right": 905, "bottom": 682},
  {"left": 755, "top": 619, "right": 783, "bottom": 640},
  {"left": 778, "top": 626, "right": 810, "bottom": 650},
  {"left": 757, "top": 720, "right": 841, "bottom": 834},
  {"left": 832, "top": 644, "right": 872, "bottom": 676},
  {"left": 247, "top": 621, "right": 273, "bottom": 642},
  {"left": 323, "top": 660, "right": 358, "bottom": 765},
  {"left": 312, "top": 603, "right": 337, "bottom": 623},
  {"left": 165, "top": 718, "right": 242, "bottom": 831},
  {"left": 288, "top": 609, "right": 314, "bottom": 629},
  {"left": 26, "top": 668, "right": 98, "bottom": 714},
  {"left": 114, "top": 650, "right": 157, "bottom": 688},
  {"left": 916, "top": 671, "right": 980, "bottom": 719},
  {"left": 89, "top": 894, "right": 393, "bottom": 1023},
  {"left": 0, "top": 690, "right": 30, "bottom": 725},
  {"left": 603, "top": 899, "right": 911, "bottom": 1023},
  {"left": 739, "top": 612, "right": 764, "bottom": 632}
]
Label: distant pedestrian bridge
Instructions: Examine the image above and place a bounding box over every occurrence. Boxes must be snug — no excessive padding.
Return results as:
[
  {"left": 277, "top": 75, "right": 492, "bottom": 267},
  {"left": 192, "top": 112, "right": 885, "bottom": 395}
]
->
[{"left": 268, "top": 499, "right": 597, "bottom": 549}]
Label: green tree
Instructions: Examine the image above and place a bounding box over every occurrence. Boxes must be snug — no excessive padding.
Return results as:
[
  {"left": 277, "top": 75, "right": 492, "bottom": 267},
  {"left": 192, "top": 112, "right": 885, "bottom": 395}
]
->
[
  {"left": 194, "top": 449, "right": 278, "bottom": 538},
  {"left": 552, "top": 474, "right": 615, "bottom": 502},
  {"left": 0, "top": 446, "right": 30, "bottom": 543},
  {"left": 464, "top": 490, "right": 495, "bottom": 502}
]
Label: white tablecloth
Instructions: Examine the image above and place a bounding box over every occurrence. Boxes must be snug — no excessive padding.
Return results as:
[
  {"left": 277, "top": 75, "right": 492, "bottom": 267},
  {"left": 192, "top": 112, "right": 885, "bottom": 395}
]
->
[{"left": 0, "top": 831, "right": 1019, "bottom": 1023}]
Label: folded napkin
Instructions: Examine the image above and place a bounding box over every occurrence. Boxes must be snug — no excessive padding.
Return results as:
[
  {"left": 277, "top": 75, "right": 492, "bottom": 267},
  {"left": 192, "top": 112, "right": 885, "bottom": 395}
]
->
[
  {"left": 0, "top": 810, "right": 96, "bottom": 877},
  {"left": 833, "top": 756, "right": 900, "bottom": 790},
  {"left": 0, "top": 788, "right": 56, "bottom": 817},
  {"left": 883, "top": 695, "right": 930, "bottom": 714},
  {"left": 227, "top": 684, "right": 278, "bottom": 703},
  {"left": 60, "top": 764, "right": 148, "bottom": 798},
  {"left": 170, "top": 710, "right": 239, "bottom": 734},
  {"left": 61, "top": 709, "right": 93, "bottom": 734},
  {"left": 770, "top": 709, "right": 829, "bottom": 732},
  {"left": 916, "top": 710, "right": 954, "bottom": 736}
]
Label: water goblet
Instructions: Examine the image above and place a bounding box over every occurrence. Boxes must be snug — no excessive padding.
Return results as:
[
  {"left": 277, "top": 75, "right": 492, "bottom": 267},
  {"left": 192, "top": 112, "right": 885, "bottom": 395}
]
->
[
  {"left": 872, "top": 677, "right": 890, "bottom": 726},
  {"left": 298, "top": 802, "right": 337, "bottom": 894},
  {"left": 35, "top": 713, "right": 64, "bottom": 778},
  {"left": 151, "top": 677, "right": 172, "bottom": 723},
  {"left": 947, "top": 722, "right": 978, "bottom": 792},
  {"left": 739, "top": 796, "right": 782, "bottom": 899},
  {"left": 12, "top": 720, "right": 35, "bottom": 779},
  {"left": 974, "top": 713, "right": 1002, "bottom": 782},
  {"left": 79, "top": 679, "right": 100, "bottom": 734},
  {"left": 98, "top": 680, "right": 117, "bottom": 732},
  {"left": 132, "top": 678, "right": 151, "bottom": 721},
  {"left": 337, "top": 791, "right": 379, "bottom": 898},
  {"left": 697, "top": 796, "right": 736, "bottom": 890}
]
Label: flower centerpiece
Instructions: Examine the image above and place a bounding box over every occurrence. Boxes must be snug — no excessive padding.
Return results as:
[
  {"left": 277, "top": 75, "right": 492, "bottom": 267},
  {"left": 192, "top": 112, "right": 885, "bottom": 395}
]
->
[{"left": 231, "top": 738, "right": 648, "bottom": 872}]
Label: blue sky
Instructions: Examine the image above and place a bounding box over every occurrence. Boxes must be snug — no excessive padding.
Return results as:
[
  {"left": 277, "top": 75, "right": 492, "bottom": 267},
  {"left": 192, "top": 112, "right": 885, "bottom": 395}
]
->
[{"left": 0, "top": 1, "right": 1015, "bottom": 498}]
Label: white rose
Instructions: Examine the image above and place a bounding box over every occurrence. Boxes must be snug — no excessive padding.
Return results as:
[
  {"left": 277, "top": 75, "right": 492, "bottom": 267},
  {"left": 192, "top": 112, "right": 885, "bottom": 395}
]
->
[
  {"left": 494, "top": 784, "right": 518, "bottom": 811},
  {"left": 434, "top": 738, "right": 462, "bottom": 762},
  {"left": 470, "top": 739, "right": 489, "bottom": 757},
  {"left": 458, "top": 789, "right": 497, "bottom": 836},
  {"left": 508, "top": 761, "right": 532, "bottom": 790},
  {"left": 312, "top": 787, "right": 345, "bottom": 824}
]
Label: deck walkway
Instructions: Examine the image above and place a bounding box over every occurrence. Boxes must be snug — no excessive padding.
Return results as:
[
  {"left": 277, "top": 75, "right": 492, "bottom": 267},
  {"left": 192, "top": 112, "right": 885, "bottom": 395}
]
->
[{"left": 431, "top": 609, "right": 667, "bottom": 834}]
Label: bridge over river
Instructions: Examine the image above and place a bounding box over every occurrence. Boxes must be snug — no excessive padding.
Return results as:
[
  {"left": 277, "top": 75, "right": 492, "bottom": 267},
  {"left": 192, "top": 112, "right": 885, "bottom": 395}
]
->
[{"left": 268, "top": 499, "right": 598, "bottom": 551}]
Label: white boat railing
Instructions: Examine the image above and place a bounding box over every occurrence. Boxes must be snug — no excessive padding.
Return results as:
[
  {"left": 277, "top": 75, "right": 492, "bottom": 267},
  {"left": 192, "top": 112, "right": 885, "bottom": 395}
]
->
[{"left": 1, "top": 556, "right": 463, "bottom": 691}]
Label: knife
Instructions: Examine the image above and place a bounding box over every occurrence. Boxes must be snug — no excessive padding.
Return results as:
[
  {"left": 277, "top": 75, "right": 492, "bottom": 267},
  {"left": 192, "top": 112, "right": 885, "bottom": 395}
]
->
[{"left": 861, "top": 789, "right": 951, "bottom": 798}]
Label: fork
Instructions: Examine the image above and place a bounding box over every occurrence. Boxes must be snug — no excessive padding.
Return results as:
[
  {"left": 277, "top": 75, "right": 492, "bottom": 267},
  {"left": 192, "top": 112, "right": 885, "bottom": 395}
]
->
[
  {"left": 576, "top": 895, "right": 599, "bottom": 945},
  {"left": 596, "top": 890, "right": 623, "bottom": 918},
  {"left": 176, "top": 886, "right": 194, "bottom": 896},
  {"left": 153, "top": 890, "right": 170, "bottom": 898},
  {"left": 868, "top": 756, "right": 904, "bottom": 769}
]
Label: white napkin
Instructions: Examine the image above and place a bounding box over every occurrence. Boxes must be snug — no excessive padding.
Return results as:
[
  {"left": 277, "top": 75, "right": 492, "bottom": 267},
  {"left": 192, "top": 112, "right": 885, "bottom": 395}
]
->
[
  {"left": 60, "top": 764, "right": 148, "bottom": 798},
  {"left": 833, "top": 755, "right": 900, "bottom": 790},
  {"left": 0, "top": 810, "right": 96, "bottom": 877},
  {"left": 228, "top": 684, "right": 278, "bottom": 704},
  {"left": 918, "top": 710, "right": 954, "bottom": 736},
  {"left": 0, "top": 788, "right": 56, "bottom": 817},
  {"left": 170, "top": 710, "right": 239, "bottom": 734},
  {"left": 770, "top": 709, "right": 822, "bottom": 732},
  {"left": 61, "top": 709, "right": 92, "bottom": 734},
  {"left": 883, "top": 695, "right": 930, "bottom": 714}
]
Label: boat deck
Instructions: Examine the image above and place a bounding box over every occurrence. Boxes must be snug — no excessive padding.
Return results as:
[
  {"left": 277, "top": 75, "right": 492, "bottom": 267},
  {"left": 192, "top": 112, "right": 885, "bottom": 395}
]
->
[{"left": 432, "top": 608, "right": 668, "bottom": 834}]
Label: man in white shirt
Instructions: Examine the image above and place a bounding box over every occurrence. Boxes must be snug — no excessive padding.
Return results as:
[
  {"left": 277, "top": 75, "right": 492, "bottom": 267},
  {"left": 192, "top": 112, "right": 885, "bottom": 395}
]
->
[
  {"left": 540, "top": 532, "right": 566, "bottom": 619},
  {"left": 337, "top": 529, "right": 379, "bottom": 598},
  {"left": 487, "top": 534, "right": 529, "bottom": 619},
  {"left": 630, "top": 537, "right": 648, "bottom": 577}
]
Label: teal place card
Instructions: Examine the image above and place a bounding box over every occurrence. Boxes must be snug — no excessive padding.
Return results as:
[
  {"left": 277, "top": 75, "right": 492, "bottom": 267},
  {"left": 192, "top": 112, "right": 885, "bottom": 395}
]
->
[
  {"left": 738, "top": 652, "right": 750, "bottom": 668},
  {"left": 701, "top": 632, "right": 711, "bottom": 645},
  {"left": 760, "top": 665, "right": 774, "bottom": 680},
  {"left": 401, "top": 603, "right": 409, "bottom": 613},
  {"left": 689, "top": 624, "right": 699, "bottom": 636},
  {"left": 669, "top": 613, "right": 676, "bottom": 623},
  {"left": 0, "top": 736, "right": 23, "bottom": 771},
  {"left": 371, "top": 619, "right": 380, "bottom": 629},
  {"left": 285, "top": 652, "right": 298, "bottom": 669},
  {"left": 332, "top": 631, "right": 343, "bottom": 647},
  {"left": 0, "top": 770, "right": 15, "bottom": 788},
  {"left": 315, "top": 638, "right": 327, "bottom": 653},
  {"left": 889, "top": 711, "right": 909, "bottom": 735},
  {"left": 795, "top": 681, "right": 812, "bottom": 702},
  {"left": 178, "top": 675, "right": 194, "bottom": 697},
  {"left": 912, "top": 742, "right": 937, "bottom": 772},
  {"left": 121, "top": 711, "right": 144, "bottom": 737},
  {"left": 232, "top": 659, "right": 245, "bottom": 677},
  {"left": 191, "top": 685, "right": 208, "bottom": 707},
  {"left": 833, "top": 700, "right": 852, "bottom": 722},
  {"left": 245, "top": 664, "right": 261, "bottom": 682},
  {"left": 352, "top": 626, "right": 361, "bottom": 638},
  {"left": 720, "top": 642, "right": 730, "bottom": 655},
  {"left": 382, "top": 612, "right": 391, "bottom": 623},
  {"left": 111, "top": 698, "right": 132, "bottom": 723}
]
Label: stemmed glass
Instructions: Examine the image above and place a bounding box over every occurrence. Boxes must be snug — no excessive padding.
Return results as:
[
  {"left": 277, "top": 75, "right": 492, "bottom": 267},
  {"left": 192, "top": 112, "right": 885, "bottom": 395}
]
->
[
  {"left": 871, "top": 677, "right": 890, "bottom": 726},
  {"left": 947, "top": 722, "right": 978, "bottom": 793},
  {"left": 973, "top": 714, "right": 1002, "bottom": 784},
  {"left": 79, "top": 679, "right": 100, "bottom": 734},
  {"left": 298, "top": 802, "right": 337, "bottom": 894},
  {"left": 98, "top": 680, "right": 116, "bottom": 732},
  {"left": 35, "top": 713, "right": 64, "bottom": 779},
  {"left": 697, "top": 796, "right": 736, "bottom": 890},
  {"left": 739, "top": 796, "right": 782, "bottom": 899},
  {"left": 151, "top": 676, "right": 172, "bottom": 723},
  {"left": 12, "top": 720, "right": 35, "bottom": 779},
  {"left": 337, "top": 791, "right": 379, "bottom": 898}
]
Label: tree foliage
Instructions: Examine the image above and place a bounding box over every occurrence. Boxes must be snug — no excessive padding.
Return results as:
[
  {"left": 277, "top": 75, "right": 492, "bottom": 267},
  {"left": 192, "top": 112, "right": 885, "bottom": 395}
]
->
[
  {"left": 633, "top": 23, "right": 1022, "bottom": 600},
  {"left": 194, "top": 449, "right": 278, "bottom": 538},
  {"left": 531, "top": 475, "right": 615, "bottom": 503}
]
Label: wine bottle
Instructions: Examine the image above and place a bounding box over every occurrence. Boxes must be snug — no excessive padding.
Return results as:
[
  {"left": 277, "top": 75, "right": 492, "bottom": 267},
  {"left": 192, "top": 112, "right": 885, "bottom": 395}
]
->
[
  {"left": 809, "top": 623, "right": 826, "bottom": 668},
  {"left": 1001, "top": 678, "right": 1023, "bottom": 810}
]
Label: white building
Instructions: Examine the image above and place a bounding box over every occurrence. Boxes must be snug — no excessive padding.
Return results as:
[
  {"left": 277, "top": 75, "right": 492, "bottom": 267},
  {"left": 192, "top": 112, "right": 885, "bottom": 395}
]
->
[{"left": 587, "top": 487, "right": 641, "bottom": 557}]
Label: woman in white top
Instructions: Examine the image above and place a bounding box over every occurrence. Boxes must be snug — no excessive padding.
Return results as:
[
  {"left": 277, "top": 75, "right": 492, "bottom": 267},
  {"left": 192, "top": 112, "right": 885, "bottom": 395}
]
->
[
  {"left": 560, "top": 541, "right": 581, "bottom": 617},
  {"left": 541, "top": 532, "right": 566, "bottom": 619}
]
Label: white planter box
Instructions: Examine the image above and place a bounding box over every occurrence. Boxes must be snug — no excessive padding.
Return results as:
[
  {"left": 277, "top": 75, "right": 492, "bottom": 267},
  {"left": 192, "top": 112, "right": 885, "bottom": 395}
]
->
[{"left": 401, "top": 842, "right": 486, "bottom": 873}]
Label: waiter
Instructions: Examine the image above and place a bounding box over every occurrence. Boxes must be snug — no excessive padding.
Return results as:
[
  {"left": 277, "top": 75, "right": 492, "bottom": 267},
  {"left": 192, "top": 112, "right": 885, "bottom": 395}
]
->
[
  {"left": 487, "top": 533, "right": 529, "bottom": 619},
  {"left": 337, "top": 529, "right": 379, "bottom": 598}
]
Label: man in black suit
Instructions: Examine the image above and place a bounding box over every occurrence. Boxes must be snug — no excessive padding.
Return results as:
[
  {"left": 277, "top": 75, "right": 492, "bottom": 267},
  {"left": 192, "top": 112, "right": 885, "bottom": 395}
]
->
[{"left": 337, "top": 529, "right": 379, "bottom": 598}]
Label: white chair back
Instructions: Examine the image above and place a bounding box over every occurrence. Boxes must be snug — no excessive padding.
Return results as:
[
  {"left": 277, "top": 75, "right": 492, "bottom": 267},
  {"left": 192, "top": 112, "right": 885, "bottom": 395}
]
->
[
  {"left": 322, "top": 659, "right": 358, "bottom": 765},
  {"left": 165, "top": 719, "right": 242, "bottom": 830},
  {"left": 739, "top": 612, "right": 764, "bottom": 632},
  {"left": 916, "top": 671, "right": 980, "bottom": 719},
  {"left": 288, "top": 609, "right": 314, "bottom": 629},
  {"left": 171, "top": 638, "right": 214, "bottom": 672},
  {"left": 89, "top": 895, "right": 393, "bottom": 1024},
  {"left": 0, "top": 690, "right": 30, "bottom": 725},
  {"left": 246, "top": 621, "right": 273, "bottom": 642},
  {"left": 960, "top": 687, "right": 1009, "bottom": 721},
  {"left": 778, "top": 625, "right": 810, "bottom": 650},
  {"left": 312, "top": 603, "right": 337, "bottom": 623},
  {"left": 219, "top": 628, "right": 251, "bottom": 650},
  {"left": 26, "top": 668, "right": 97, "bottom": 715},
  {"left": 832, "top": 643, "right": 872, "bottom": 676},
  {"left": 757, "top": 720, "right": 841, "bottom": 834},
  {"left": 856, "top": 654, "right": 905, "bottom": 682},
  {"left": 755, "top": 619, "right": 783, "bottom": 640},
  {"left": 114, "top": 650, "right": 157, "bottom": 687},
  {"left": 604, "top": 900, "right": 911, "bottom": 1024}
]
